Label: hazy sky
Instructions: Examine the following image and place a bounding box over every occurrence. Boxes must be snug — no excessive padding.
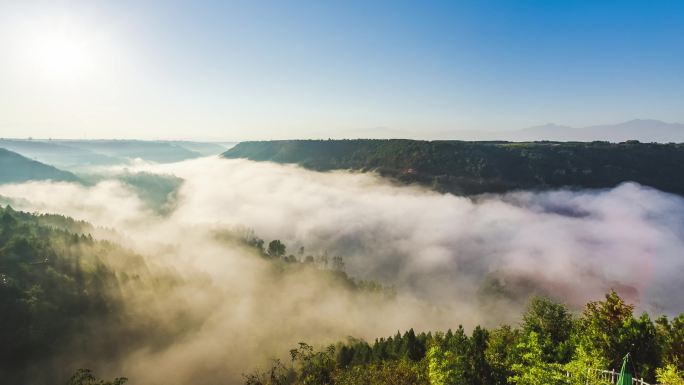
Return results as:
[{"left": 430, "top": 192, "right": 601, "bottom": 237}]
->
[{"left": 0, "top": 0, "right": 682, "bottom": 140}]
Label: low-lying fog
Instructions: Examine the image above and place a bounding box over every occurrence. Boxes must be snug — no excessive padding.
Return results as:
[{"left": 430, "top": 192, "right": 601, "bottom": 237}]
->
[{"left": 1, "top": 156, "right": 683, "bottom": 384}]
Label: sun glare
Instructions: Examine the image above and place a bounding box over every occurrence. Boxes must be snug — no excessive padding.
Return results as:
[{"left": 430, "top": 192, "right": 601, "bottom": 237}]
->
[
  {"left": 26, "top": 28, "right": 93, "bottom": 80},
  {"left": 35, "top": 33, "right": 89, "bottom": 72},
  {"left": 7, "top": 12, "right": 112, "bottom": 86}
]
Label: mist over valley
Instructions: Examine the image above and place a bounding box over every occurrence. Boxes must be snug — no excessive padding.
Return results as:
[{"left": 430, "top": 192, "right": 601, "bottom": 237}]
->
[
  {"left": 1, "top": 140, "right": 684, "bottom": 384},
  {"left": 2, "top": 1, "right": 683, "bottom": 383}
]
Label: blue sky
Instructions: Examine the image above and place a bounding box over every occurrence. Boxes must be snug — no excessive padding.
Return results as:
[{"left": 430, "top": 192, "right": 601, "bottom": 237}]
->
[{"left": 0, "top": 0, "right": 682, "bottom": 139}]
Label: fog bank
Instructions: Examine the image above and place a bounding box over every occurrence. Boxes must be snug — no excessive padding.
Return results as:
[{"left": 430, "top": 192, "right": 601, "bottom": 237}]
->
[{"left": 1, "top": 156, "right": 683, "bottom": 384}]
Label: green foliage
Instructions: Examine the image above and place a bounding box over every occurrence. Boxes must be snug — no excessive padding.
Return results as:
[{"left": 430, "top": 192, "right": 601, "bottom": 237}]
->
[
  {"left": 0, "top": 206, "right": 400, "bottom": 384},
  {"left": 521, "top": 297, "right": 575, "bottom": 363},
  {"left": 656, "top": 364, "right": 684, "bottom": 385},
  {"left": 563, "top": 344, "right": 610, "bottom": 385},
  {"left": 290, "top": 343, "right": 337, "bottom": 385},
  {"left": 577, "top": 291, "right": 634, "bottom": 368},
  {"left": 67, "top": 369, "right": 127, "bottom": 385},
  {"left": 657, "top": 314, "right": 684, "bottom": 372},
  {"left": 576, "top": 290, "right": 661, "bottom": 380},
  {"left": 334, "top": 360, "right": 428, "bottom": 385},
  {"left": 425, "top": 326, "right": 490, "bottom": 385},
  {"left": 335, "top": 329, "right": 428, "bottom": 368},
  {"left": 0, "top": 205, "right": 191, "bottom": 384},
  {"left": 216, "top": 228, "right": 395, "bottom": 298},
  {"left": 268, "top": 239, "right": 287, "bottom": 258},
  {"left": 486, "top": 325, "right": 520, "bottom": 385},
  {"left": 0, "top": 205, "right": 124, "bottom": 378},
  {"left": 247, "top": 290, "right": 684, "bottom": 385},
  {"left": 509, "top": 332, "right": 567, "bottom": 385},
  {"left": 427, "top": 343, "right": 458, "bottom": 385},
  {"left": 622, "top": 313, "right": 661, "bottom": 379},
  {"left": 3, "top": 205, "right": 684, "bottom": 385},
  {"left": 471, "top": 326, "right": 492, "bottom": 385},
  {"left": 223, "top": 139, "right": 684, "bottom": 196}
]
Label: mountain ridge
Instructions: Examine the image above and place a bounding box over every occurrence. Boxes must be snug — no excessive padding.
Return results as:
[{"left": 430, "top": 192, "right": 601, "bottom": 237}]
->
[
  {"left": 222, "top": 139, "right": 684, "bottom": 196},
  {"left": 428, "top": 119, "right": 684, "bottom": 142},
  {"left": 506, "top": 119, "right": 684, "bottom": 142},
  {"left": 0, "top": 148, "right": 79, "bottom": 184},
  {"left": 0, "top": 139, "right": 231, "bottom": 171}
]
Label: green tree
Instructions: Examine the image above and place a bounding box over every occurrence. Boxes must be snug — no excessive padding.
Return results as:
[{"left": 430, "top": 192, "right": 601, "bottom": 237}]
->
[
  {"left": 509, "top": 332, "right": 566, "bottom": 385},
  {"left": 290, "top": 342, "right": 336, "bottom": 385},
  {"left": 657, "top": 314, "right": 684, "bottom": 372},
  {"left": 656, "top": 364, "right": 684, "bottom": 385},
  {"left": 486, "top": 325, "right": 519, "bottom": 385},
  {"left": 577, "top": 291, "right": 634, "bottom": 370},
  {"left": 333, "top": 360, "right": 428, "bottom": 385},
  {"left": 427, "top": 343, "right": 458, "bottom": 385},
  {"left": 332, "top": 256, "right": 345, "bottom": 271},
  {"left": 621, "top": 313, "right": 660, "bottom": 380},
  {"left": 564, "top": 344, "right": 610, "bottom": 385},
  {"left": 267, "top": 240, "right": 286, "bottom": 258},
  {"left": 470, "top": 326, "right": 491, "bottom": 385},
  {"left": 402, "top": 328, "right": 424, "bottom": 361},
  {"left": 522, "top": 297, "right": 574, "bottom": 363}
]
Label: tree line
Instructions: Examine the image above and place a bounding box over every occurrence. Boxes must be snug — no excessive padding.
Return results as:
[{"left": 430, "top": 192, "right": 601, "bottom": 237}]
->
[
  {"left": 244, "top": 292, "right": 684, "bottom": 385},
  {"left": 219, "top": 227, "right": 395, "bottom": 298},
  {"left": 222, "top": 139, "right": 684, "bottom": 197}
]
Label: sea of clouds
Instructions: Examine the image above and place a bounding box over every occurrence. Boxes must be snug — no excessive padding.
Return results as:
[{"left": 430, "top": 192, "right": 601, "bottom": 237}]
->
[{"left": 1, "top": 156, "right": 683, "bottom": 384}]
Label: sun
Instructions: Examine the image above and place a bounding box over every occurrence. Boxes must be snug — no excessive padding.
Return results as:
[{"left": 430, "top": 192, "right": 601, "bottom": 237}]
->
[
  {"left": 33, "top": 32, "right": 89, "bottom": 74},
  {"left": 26, "top": 28, "right": 93, "bottom": 81},
  {"left": 5, "top": 11, "right": 129, "bottom": 99}
]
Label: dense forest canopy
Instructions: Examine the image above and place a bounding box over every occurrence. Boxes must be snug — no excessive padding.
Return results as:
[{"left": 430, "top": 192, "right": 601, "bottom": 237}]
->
[
  {"left": 222, "top": 140, "right": 684, "bottom": 196},
  {"left": 0, "top": 205, "right": 186, "bottom": 383}
]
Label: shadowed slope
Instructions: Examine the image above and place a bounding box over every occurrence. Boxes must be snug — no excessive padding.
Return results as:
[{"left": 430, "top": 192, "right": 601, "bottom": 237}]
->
[{"left": 0, "top": 148, "right": 79, "bottom": 184}]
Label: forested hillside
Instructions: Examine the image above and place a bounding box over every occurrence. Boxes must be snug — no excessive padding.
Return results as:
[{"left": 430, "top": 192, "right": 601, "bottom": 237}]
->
[
  {"left": 0, "top": 148, "right": 79, "bottom": 184},
  {"left": 245, "top": 293, "right": 684, "bottom": 385},
  {"left": 222, "top": 140, "right": 684, "bottom": 196},
  {"left": 0, "top": 206, "right": 393, "bottom": 384},
  {"left": 55, "top": 140, "right": 202, "bottom": 163},
  {"left": 0, "top": 205, "right": 166, "bottom": 383}
]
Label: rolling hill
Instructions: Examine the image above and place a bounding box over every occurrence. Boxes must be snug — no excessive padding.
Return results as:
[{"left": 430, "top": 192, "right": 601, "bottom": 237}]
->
[
  {"left": 0, "top": 139, "right": 230, "bottom": 171},
  {"left": 0, "top": 148, "right": 79, "bottom": 184}
]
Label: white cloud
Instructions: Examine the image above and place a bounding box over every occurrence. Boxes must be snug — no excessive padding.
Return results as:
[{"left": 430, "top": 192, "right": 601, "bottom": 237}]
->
[{"left": 2, "top": 157, "right": 683, "bottom": 384}]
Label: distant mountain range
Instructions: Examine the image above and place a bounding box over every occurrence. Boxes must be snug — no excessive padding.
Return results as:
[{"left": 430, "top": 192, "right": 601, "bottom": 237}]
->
[
  {"left": 440, "top": 119, "right": 684, "bottom": 142},
  {"left": 0, "top": 148, "right": 79, "bottom": 184}
]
